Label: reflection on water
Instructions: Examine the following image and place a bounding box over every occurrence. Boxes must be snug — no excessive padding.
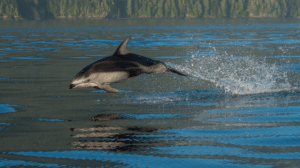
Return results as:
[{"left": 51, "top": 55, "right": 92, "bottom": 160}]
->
[
  {"left": 1, "top": 19, "right": 300, "bottom": 167},
  {"left": 71, "top": 114, "right": 164, "bottom": 151}
]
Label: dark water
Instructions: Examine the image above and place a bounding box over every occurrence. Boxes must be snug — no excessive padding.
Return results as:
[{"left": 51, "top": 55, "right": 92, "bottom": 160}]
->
[{"left": 1, "top": 19, "right": 300, "bottom": 167}]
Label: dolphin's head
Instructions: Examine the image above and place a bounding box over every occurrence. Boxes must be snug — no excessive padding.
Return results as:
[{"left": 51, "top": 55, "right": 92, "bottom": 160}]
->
[{"left": 68, "top": 72, "right": 98, "bottom": 90}]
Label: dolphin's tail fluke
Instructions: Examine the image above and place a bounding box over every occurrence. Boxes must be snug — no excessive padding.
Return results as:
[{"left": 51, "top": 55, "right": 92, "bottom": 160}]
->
[{"left": 168, "top": 68, "right": 187, "bottom": 76}]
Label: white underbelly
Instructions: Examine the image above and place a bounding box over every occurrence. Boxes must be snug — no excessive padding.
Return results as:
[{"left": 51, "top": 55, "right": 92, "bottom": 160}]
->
[{"left": 94, "top": 72, "right": 129, "bottom": 84}]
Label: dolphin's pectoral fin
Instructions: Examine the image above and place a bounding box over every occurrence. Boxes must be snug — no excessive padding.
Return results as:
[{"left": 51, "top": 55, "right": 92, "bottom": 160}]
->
[
  {"left": 104, "top": 85, "right": 119, "bottom": 94},
  {"left": 168, "top": 68, "right": 187, "bottom": 76},
  {"left": 97, "top": 84, "right": 119, "bottom": 94},
  {"left": 93, "top": 85, "right": 119, "bottom": 93}
]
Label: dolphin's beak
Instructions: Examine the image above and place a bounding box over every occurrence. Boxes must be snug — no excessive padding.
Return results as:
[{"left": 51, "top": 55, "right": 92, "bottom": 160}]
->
[{"left": 69, "top": 84, "right": 75, "bottom": 89}]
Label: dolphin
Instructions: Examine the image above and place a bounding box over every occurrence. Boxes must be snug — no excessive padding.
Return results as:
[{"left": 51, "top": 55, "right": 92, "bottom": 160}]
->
[{"left": 68, "top": 37, "right": 186, "bottom": 93}]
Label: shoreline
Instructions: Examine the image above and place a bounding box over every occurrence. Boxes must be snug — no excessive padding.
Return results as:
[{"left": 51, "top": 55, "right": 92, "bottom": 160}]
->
[
  {"left": 1, "top": 16, "right": 299, "bottom": 21},
  {"left": 0, "top": 18, "right": 299, "bottom": 29}
]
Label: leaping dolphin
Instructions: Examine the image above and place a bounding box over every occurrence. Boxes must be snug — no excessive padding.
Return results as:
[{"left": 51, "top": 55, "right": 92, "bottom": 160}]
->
[{"left": 68, "top": 38, "right": 186, "bottom": 93}]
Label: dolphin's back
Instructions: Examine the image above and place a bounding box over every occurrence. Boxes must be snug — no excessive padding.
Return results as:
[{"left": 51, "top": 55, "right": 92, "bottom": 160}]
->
[
  {"left": 115, "top": 53, "right": 162, "bottom": 66},
  {"left": 81, "top": 57, "right": 110, "bottom": 72}
]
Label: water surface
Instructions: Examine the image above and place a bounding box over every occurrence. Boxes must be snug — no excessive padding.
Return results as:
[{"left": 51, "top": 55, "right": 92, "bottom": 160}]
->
[{"left": 1, "top": 19, "right": 300, "bottom": 167}]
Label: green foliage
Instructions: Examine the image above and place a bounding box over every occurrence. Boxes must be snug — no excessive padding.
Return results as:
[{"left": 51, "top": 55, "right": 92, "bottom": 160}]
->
[
  {"left": 285, "top": 0, "right": 300, "bottom": 17},
  {"left": 248, "top": 0, "right": 288, "bottom": 17},
  {"left": 47, "top": 0, "right": 113, "bottom": 18},
  {"left": 1, "top": 0, "right": 300, "bottom": 20},
  {"left": 0, "top": 0, "right": 19, "bottom": 19},
  {"left": 229, "top": 0, "right": 248, "bottom": 18}
]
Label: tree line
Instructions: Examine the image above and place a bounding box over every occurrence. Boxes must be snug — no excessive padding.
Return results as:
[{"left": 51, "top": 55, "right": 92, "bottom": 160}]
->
[{"left": 1, "top": 0, "right": 299, "bottom": 20}]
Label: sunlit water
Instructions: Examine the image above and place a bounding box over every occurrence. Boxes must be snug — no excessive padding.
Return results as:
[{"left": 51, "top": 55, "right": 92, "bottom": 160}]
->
[{"left": 1, "top": 19, "right": 300, "bottom": 167}]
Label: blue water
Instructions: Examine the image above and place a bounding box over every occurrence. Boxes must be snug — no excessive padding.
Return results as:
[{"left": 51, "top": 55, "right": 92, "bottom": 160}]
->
[
  {"left": 7, "top": 150, "right": 272, "bottom": 168},
  {"left": 0, "top": 104, "right": 21, "bottom": 113},
  {"left": 0, "top": 19, "right": 300, "bottom": 167},
  {"left": 0, "top": 158, "right": 64, "bottom": 168}
]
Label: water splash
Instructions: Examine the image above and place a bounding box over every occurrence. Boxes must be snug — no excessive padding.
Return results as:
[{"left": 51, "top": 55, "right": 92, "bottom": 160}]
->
[{"left": 168, "top": 51, "right": 293, "bottom": 95}]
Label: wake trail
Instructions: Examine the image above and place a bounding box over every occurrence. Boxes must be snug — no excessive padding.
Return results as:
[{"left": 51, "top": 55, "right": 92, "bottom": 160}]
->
[{"left": 167, "top": 53, "right": 294, "bottom": 95}]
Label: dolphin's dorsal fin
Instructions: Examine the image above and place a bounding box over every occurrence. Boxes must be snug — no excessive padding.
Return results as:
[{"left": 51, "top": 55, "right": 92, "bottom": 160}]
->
[{"left": 113, "top": 38, "right": 130, "bottom": 56}]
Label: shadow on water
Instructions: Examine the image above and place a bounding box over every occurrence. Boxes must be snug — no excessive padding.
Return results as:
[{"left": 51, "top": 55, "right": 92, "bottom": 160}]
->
[{"left": 70, "top": 114, "right": 166, "bottom": 151}]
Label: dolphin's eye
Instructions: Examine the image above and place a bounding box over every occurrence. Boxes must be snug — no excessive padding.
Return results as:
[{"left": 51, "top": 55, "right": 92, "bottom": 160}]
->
[{"left": 86, "top": 79, "right": 90, "bottom": 82}]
